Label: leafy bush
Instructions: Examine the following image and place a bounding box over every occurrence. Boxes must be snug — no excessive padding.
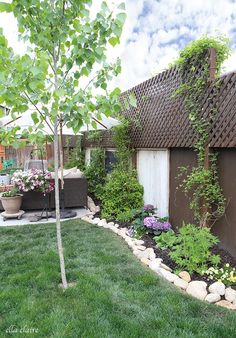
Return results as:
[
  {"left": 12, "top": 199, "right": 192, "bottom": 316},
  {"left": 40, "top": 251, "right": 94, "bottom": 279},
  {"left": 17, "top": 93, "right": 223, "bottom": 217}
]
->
[
  {"left": 154, "top": 229, "right": 176, "bottom": 249},
  {"left": 84, "top": 149, "right": 107, "bottom": 199},
  {"left": 64, "top": 147, "right": 85, "bottom": 171},
  {"left": 154, "top": 224, "right": 220, "bottom": 274},
  {"left": 101, "top": 169, "right": 144, "bottom": 221}
]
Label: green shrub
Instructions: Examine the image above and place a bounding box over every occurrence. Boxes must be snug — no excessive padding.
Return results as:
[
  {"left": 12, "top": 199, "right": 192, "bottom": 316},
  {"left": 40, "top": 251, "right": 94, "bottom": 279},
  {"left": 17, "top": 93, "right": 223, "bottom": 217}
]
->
[
  {"left": 154, "top": 224, "right": 220, "bottom": 274},
  {"left": 84, "top": 149, "right": 106, "bottom": 198},
  {"left": 101, "top": 169, "right": 144, "bottom": 221},
  {"left": 64, "top": 147, "right": 85, "bottom": 171},
  {"left": 154, "top": 229, "right": 177, "bottom": 250}
]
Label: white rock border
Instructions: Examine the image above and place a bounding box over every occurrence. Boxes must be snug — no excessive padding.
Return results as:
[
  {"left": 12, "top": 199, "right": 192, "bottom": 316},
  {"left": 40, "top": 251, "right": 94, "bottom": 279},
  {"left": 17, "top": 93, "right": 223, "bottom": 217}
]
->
[{"left": 81, "top": 215, "right": 236, "bottom": 311}]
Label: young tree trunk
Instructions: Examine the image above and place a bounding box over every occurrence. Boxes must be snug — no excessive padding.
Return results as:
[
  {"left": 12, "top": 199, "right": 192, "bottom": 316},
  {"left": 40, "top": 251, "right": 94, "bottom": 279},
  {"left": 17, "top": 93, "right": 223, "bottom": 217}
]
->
[
  {"left": 52, "top": 43, "right": 68, "bottom": 289},
  {"left": 53, "top": 120, "right": 68, "bottom": 289}
]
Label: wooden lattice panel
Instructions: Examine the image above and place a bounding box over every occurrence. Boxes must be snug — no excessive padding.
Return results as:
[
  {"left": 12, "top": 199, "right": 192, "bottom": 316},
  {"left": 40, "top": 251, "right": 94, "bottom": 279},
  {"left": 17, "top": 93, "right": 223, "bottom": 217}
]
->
[{"left": 82, "top": 50, "right": 236, "bottom": 149}]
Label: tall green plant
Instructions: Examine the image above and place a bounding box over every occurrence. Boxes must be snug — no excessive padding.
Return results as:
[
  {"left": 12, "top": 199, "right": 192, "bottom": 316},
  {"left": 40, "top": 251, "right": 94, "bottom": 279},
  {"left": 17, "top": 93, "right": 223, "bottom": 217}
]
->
[
  {"left": 112, "top": 118, "right": 132, "bottom": 171},
  {"left": 85, "top": 149, "right": 106, "bottom": 198},
  {"left": 174, "top": 36, "right": 230, "bottom": 227},
  {"left": 0, "top": 0, "right": 127, "bottom": 288},
  {"left": 101, "top": 118, "right": 143, "bottom": 220}
]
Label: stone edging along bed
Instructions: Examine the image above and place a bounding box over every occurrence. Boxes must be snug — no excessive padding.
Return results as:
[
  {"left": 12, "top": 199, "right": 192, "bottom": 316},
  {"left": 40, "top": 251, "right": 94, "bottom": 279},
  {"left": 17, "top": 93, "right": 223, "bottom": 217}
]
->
[{"left": 81, "top": 214, "right": 236, "bottom": 311}]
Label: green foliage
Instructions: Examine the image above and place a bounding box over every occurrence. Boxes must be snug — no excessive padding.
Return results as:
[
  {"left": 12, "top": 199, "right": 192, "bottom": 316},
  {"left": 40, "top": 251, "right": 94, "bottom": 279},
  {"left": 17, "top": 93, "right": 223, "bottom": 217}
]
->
[
  {"left": 203, "top": 264, "right": 236, "bottom": 286},
  {"left": 101, "top": 169, "right": 143, "bottom": 221},
  {"left": 0, "top": 0, "right": 126, "bottom": 144},
  {"left": 155, "top": 224, "right": 220, "bottom": 274},
  {"left": 1, "top": 221, "right": 236, "bottom": 337},
  {"left": 64, "top": 137, "right": 85, "bottom": 171},
  {"left": 1, "top": 187, "right": 19, "bottom": 197},
  {"left": 112, "top": 118, "right": 133, "bottom": 171},
  {"left": 178, "top": 163, "right": 226, "bottom": 224},
  {"left": 173, "top": 35, "right": 231, "bottom": 75},
  {"left": 84, "top": 149, "right": 106, "bottom": 198},
  {"left": 154, "top": 229, "right": 177, "bottom": 250},
  {"left": 87, "top": 130, "right": 103, "bottom": 143},
  {"left": 174, "top": 36, "right": 230, "bottom": 226}
]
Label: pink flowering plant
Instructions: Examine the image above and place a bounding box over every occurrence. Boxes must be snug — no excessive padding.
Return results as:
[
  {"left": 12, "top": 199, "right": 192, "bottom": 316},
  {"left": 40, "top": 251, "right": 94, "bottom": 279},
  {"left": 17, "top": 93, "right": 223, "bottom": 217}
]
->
[{"left": 11, "top": 169, "right": 54, "bottom": 195}]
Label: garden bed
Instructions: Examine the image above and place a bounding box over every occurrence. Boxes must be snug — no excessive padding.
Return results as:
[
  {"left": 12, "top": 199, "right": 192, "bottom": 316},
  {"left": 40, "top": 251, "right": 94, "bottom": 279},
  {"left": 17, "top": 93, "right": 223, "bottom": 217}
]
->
[{"left": 141, "top": 233, "right": 236, "bottom": 286}]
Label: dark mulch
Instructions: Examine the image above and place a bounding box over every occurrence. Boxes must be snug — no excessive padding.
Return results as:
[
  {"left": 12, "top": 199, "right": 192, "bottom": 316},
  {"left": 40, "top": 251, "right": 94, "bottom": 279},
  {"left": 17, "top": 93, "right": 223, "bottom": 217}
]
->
[
  {"left": 91, "top": 198, "right": 236, "bottom": 286},
  {"left": 141, "top": 233, "right": 236, "bottom": 286}
]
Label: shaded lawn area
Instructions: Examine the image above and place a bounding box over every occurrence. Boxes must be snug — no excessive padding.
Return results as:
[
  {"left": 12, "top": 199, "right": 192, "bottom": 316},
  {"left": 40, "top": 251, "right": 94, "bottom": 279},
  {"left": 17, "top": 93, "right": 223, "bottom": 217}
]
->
[{"left": 0, "top": 220, "right": 235, "bottom": 338}]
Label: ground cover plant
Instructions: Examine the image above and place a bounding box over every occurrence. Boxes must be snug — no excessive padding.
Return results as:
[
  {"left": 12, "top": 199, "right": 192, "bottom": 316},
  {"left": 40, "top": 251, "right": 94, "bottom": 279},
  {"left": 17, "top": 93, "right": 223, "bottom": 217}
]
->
[
  {"left": 154, "top": 223, "right": 220, "bottom": 275},
  {"left": 0, "top": 220, "right": 236, "bottom": 338}
]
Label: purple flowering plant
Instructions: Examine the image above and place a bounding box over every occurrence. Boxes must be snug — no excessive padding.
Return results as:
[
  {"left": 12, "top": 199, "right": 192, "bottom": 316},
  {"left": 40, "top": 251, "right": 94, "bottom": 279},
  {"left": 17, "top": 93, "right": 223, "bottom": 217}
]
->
[
  {"left": 11, "top": 169, "right": 55, "bottom": 195},
  {"left": 144, "top": 216, "right": 171, "bottom": 232},
  {"left": 127, "top": 203, "right": 171, "bottom": 239}
]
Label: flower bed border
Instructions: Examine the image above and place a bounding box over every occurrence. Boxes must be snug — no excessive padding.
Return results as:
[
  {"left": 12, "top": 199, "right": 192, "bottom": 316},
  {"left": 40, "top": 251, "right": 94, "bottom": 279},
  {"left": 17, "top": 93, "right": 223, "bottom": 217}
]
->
[{"left": 81, "top": 214, "right": 236, "bottom": 311}]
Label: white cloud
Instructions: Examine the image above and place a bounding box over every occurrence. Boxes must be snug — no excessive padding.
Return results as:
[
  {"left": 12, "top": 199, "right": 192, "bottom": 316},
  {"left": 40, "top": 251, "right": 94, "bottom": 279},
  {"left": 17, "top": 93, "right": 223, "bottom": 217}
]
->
[{"left": 0, "top": 0, "right": 236, "bottom": 92}]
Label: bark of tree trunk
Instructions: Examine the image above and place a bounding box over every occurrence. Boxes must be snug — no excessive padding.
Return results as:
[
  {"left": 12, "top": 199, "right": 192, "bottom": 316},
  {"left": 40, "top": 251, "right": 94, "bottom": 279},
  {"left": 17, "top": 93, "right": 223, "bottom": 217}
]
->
[{"left": 53, "top": 120, "right": 68, "bottom": 289}]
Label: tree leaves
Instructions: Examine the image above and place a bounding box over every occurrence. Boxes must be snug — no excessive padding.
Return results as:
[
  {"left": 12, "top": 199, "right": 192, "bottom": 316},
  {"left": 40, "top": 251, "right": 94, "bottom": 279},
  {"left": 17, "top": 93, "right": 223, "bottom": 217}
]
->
[{"left": 0, "top": 2, "right": 12, "bottom": 13}]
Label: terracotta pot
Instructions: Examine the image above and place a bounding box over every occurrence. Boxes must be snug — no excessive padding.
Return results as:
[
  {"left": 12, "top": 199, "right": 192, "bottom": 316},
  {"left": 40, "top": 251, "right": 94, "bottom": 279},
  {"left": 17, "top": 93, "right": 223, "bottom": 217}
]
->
[{"left": 0, "top": 195, "right": 23, "bottom": 214}]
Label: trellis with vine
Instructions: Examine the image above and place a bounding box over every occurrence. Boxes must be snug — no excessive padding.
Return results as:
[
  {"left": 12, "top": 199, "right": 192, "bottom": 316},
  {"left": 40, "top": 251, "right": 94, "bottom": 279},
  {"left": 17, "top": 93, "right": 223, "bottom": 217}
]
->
[{"left": 174, "top": 36, "right": 231, "bottom": 227}]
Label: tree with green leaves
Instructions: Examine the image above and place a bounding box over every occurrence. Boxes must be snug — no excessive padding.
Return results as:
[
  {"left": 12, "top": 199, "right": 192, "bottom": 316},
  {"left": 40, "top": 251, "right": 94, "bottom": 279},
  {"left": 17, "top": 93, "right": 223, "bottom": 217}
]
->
[{"left": 0, "top": 0, "right": 127, "bottom": 289}]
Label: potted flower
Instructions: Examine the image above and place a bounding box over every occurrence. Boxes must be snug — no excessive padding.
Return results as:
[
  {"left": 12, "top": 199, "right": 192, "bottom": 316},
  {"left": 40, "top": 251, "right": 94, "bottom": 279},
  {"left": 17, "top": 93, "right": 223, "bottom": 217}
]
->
[
  {"left": 0, "top": 187, "right": 23, "bottom": 214},
  {"left": 11, "top": 169, "right": 54, "bottom": 195}
]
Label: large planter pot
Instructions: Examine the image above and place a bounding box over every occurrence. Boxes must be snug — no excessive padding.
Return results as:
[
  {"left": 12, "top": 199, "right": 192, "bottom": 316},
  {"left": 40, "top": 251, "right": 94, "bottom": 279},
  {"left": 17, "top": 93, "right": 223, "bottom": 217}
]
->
[{"left": 0, "top": 195, "right": 23, "bottom": 214}]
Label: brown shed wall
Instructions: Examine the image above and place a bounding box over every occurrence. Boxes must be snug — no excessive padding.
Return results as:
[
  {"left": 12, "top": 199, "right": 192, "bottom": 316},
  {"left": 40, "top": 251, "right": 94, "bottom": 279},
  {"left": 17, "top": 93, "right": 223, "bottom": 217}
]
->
[{"left": 169, "top": 148, "right": 236, "bottom": 257}]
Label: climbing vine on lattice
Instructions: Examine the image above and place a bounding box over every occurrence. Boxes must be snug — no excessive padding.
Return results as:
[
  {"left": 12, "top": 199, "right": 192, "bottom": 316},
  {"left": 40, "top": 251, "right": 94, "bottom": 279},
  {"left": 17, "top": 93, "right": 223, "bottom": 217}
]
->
[{"left": 173, "top": 36, "right": 231, "bottom": 227}]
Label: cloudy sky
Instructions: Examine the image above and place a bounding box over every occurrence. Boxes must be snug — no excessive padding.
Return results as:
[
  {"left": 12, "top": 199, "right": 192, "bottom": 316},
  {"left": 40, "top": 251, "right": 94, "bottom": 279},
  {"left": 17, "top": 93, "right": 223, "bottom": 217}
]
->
[{"left": 0, "top": 0, "right": 236, "bottom": 91}]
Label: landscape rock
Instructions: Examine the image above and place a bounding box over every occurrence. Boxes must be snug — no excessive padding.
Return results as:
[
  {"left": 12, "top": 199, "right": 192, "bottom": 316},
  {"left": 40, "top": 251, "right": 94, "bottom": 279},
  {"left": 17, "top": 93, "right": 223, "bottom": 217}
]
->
[
  {"left": 98, "top": 219, "right": 107, "bottom": 227},
  {"left": 149, "top": 251, "right": 156, "bottom": 261},
  {"left": 136, "top": 245, "right": 146, "bottom": 251},
  {"left": 225, "top": 287, "right": 236, "bottom": 303},
  {"left": 107, "top": 221, "right": 114, "bottom": 226},
  {"left": 160, "top": 263, "right": 172, "bottom": 272},
  {"left": 81, "top": 215, "right": 92, "bottom": 223},
  {"left": 205, "top": 293, "right": 221, "bottom": 303},
  {"left": 178, "top": 271, "right": 191, "bottom": 283},
  {"left": 215, "top": 300, "right": 236, "bottom": 310},
  {"left": 114, "top": 223, "right": 119, "bottom": 228},
  {"left": 186, "top": 281, "right": 208, "bottom": 301},
  {"left": 208, "top": 282, "right": 226, "bottom": 296},
  {"left": 134, "top": 240, "right": 145, "bottom": 245},
  {"left": 140, "top": 257, "right": 151, "bottom": 265},
  {"left": 149, "top": 259, "right": 162, "bottom": 271},
  {"left": 174, "top": 277, "right": 189, "bottom": 290},
  {"left": 92, "top": 217, "right": 100, "bottom": 224},
  {"left": 159, "top": 269, "right": 179, "bottom": 283},
  {"left": 87, "top": 196, "right": 100, "bottom": 214}
]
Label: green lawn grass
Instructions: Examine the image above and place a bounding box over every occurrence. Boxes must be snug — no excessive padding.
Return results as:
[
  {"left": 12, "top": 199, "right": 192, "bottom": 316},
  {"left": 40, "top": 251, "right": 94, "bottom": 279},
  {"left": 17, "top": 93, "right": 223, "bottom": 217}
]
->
[{"left": 0, "top": 220, "right": 235, "bottom": 338}]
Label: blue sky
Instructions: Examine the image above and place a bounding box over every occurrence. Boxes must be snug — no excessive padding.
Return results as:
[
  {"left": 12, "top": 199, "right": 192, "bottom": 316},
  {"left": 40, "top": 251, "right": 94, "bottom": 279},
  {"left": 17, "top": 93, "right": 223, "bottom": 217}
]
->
[
  {"left": 112, "top": 0, "right": 236, "bottom": 90},
  {"left": 0, "top": 0, "right": 236, "bottom": 91}
]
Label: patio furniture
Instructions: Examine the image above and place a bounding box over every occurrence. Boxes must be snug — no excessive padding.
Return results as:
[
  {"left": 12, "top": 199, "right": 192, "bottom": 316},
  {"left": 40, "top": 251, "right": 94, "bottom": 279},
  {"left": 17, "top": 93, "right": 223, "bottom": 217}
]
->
[{"left": 0, "top": 177, "right": 88, "bottom": 211}]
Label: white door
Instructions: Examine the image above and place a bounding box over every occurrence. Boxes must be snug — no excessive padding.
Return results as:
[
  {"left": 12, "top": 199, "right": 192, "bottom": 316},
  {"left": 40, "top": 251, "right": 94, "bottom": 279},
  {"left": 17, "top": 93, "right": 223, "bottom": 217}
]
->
[{"left": 137, "top": 150, "right": 169, "bottom": 217}]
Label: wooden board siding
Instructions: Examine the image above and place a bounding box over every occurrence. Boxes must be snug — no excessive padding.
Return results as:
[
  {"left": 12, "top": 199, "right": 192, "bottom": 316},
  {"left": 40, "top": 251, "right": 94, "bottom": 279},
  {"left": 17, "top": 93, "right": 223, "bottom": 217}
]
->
[
  {"left": 169, "top": 148, "right": 236, "bottom": 257},
  {"left": 212, "top": 149, "right": 236, "bottom": 257},
  {"left": 169, "top": 148, "right": 197, "bottom": 227}
]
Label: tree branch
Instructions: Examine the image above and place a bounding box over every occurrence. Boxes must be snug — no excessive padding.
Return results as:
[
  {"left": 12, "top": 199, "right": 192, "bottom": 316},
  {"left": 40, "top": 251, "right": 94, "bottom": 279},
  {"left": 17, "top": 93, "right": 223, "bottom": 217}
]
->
[{"left": 23, "top": 92, "right": 54, "bottom": 134}]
